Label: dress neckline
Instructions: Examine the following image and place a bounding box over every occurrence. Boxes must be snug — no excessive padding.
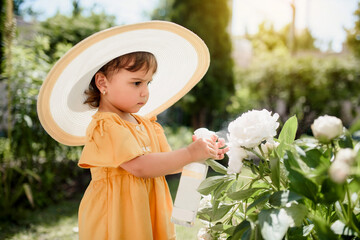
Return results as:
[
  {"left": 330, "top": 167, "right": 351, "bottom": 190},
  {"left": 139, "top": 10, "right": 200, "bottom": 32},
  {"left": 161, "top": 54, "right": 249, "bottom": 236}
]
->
[{"left": 94, "top": 111, "right": 142, "bottom": 125}]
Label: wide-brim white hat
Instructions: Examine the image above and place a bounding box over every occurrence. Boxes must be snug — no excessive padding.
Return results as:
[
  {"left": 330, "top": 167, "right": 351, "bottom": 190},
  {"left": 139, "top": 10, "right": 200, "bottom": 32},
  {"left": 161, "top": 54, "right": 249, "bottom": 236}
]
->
[{"left": 37, "top": 21, "right": 210, "bottom": 146}]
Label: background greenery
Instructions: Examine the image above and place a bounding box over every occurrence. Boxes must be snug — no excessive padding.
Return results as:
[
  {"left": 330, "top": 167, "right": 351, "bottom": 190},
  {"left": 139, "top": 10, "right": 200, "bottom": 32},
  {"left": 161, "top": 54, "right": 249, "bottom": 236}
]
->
[{"left": 1, "top": 0, "right": 360, "bottom": 239}]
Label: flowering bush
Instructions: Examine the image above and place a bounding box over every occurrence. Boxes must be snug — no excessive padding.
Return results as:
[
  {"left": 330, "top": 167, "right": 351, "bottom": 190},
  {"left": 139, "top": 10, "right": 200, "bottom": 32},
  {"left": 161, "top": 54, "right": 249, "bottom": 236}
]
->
[{"left": 197, "top": 110, "right": 360, "bottom": 240}]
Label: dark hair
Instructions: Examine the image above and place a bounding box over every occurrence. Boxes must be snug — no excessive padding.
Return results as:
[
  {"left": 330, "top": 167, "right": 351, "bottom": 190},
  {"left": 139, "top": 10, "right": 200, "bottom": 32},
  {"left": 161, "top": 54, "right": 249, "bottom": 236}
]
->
[{"left": 83, "top": 51, "right": 157, "bottom": 108}]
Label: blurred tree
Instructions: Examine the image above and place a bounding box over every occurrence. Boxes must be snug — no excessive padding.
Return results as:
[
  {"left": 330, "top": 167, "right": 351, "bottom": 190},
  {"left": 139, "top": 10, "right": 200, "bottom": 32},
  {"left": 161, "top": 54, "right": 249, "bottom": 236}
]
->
[
  {"left": 249, "top": 22, "right": 317, "bottom": 56},
  {"left": 4, "top": 0, "right": 16, "bottom": 142},
  {"left": 72, "top": 0, "right": 81, "bottom": 17},
  {"left": 346, "top": 2, "right": 360, "bottom": 58},
  {"left": 13, "top": 0, "right": 25, "bottom": 15},
  {"left": 250, "top": 22, "right": 288, "bottom": 54},
  {"left": 294, "top": 28, "right": 316, "bottom": 51},
  {"left": 0, "top": 0, "right": 5, "bottom": 77},
  {"left": 40, "top": 7, "right": 115, "bottom": 60},
  {"left": 154, "top": 0, "right": 235, "bottom": 129},
  {"left": 152, "top": 0, "right": 173, "bottom": 21}
]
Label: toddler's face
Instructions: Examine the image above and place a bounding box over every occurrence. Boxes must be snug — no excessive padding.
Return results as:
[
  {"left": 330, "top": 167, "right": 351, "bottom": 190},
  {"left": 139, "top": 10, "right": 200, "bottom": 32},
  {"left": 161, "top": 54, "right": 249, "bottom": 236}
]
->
[{"left": 104, "top": 67, "right": 154, "bottom": 113}]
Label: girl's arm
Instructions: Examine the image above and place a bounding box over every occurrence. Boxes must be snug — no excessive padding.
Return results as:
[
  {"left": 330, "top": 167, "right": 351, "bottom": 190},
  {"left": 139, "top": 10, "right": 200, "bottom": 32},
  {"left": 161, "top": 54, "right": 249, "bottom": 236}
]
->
[{"left": 120, "top": 136, "right": 227, "bottom": 178}]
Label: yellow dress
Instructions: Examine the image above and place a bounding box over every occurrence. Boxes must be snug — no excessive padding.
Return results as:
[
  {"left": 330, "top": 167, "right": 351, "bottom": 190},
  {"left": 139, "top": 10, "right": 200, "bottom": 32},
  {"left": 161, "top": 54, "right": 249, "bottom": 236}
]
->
[{"left": 78, "top": 111, "right": 176, "bottom": 240}]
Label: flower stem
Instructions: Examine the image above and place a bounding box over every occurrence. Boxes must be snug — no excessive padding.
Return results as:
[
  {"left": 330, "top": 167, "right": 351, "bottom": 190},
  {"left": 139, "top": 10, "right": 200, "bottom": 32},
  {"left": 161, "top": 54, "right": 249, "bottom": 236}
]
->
[
  {"left": 339, "top": 201, "right": 348, "bottom": 222},
  {"left": 260, "top": 176, "right": 277, "bottom": 190},
  {"left": 345, "top": 183, "right": 360, "bottom": 235},
  {"left": 346, "top": 183, "right": 351, "bottom": 225},
  {"left": 243, "top": 147, "right": 266, "bottom": 161}
]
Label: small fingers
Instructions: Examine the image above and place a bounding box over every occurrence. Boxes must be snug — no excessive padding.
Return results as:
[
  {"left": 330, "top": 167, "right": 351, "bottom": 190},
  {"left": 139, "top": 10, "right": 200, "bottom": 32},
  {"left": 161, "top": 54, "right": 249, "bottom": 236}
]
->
[
  {"left": 215, "top": 153, "right": 225, "bottom": 160},
  {"left": 212, "top": 146, "right": 229, "bottom": 160},
  {"left": 217, "top": 138, "right": 226, "bottom": 148},
  {"left": 219, "top": 146, "right": 229, "bottom": 154},
  {"left": 211, "top": 134, "right": 218, "bottom": 142}
]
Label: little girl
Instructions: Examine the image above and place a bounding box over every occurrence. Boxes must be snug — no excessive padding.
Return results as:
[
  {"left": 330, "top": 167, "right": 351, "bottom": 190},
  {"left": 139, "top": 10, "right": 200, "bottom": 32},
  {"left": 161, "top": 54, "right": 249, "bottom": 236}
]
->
[{"left": 77, "top": 51, "right": 228, "bottom": 239}]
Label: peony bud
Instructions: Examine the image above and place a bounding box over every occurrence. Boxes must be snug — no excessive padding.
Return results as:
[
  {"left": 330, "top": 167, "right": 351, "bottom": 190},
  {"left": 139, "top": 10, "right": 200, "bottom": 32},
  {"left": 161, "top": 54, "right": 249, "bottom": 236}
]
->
[
  {"left": 311, "top": 115, "right": 343, "bottom": 143},
  {"left": 255, "top": 141, "right": 279, "bottom": 158},
  {"left": 335, "top": 148, "right": 356, "bottom": 165},
  {"left": 329, "top": 160, "right": 350, "bottom": 184}
]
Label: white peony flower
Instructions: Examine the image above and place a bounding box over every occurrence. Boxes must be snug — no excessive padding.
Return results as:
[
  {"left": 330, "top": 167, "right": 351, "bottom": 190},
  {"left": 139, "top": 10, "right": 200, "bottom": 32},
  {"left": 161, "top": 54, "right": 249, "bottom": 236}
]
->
[
  {"left": 227, "top": 109, "right": 280, "bottom": 149},
  {"left": 311, "top": 115, "right": 343, "bottom": 143},
  {"left": 194, "top": 128, "right": 216, "bottom": 140},
  {"left": 197, "top": 228, "right": 212, "bottom": 240},
  {"left": 329, "top": 160, "right": 350, "bottom": 184},
  {"left": 227, "top": 145, "right": 247, "bottom": 174},
  {"left": 335, "top": 148, "right": 356, "bottom": 165}
]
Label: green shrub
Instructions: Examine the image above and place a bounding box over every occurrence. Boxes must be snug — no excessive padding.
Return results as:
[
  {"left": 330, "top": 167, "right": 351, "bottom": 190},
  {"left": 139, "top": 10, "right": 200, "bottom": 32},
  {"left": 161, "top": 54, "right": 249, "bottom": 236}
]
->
[{"left": 228, "top": 54, "right": 360, "bottom": 135}]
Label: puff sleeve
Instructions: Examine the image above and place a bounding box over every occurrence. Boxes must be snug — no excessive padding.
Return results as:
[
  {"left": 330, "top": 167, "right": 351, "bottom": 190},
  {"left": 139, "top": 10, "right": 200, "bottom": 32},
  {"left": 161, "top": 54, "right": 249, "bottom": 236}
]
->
[
  {"left": 78, "top": 120, "right": 143, "bottom": 168},
  {"left": 150, "top": 117, "right": 172, "bottom": 153}
]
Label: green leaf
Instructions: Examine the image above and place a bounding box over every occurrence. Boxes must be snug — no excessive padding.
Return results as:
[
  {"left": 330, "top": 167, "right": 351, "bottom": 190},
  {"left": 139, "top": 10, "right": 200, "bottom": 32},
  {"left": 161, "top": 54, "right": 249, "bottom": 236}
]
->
[
  {"left": 303, "top": 224, "right": 315, "bottom": 237},
  {"left": 197, "top": 176, "right": 227, "bottom": 195},
  {"left": 330, "top": 220, "right": 357, "bottom": 236},
  {"left": 285, "top": 204, "right": 308, "bottom": 226},
  {"left": 229, "top": 220, "right": 251, "bottom": 239},
  {"left": 270, "top": 156, "right": 280, "bottom": 190},
  {"left": 24, "top": 169, "right": 41, "bottom": 182},
  {"left": 338, "top": 131, "right": 353, "bottom": 149},
  {"left": 206, "top": 159, "right": 228, "bottom": 174},
  {"left": 319, "top": 178, "right": 345, "bottom": 204},
  {"left": 284, "top": 150, "right": 301, "bottom": 169},
  {"left": 279, "top": 115, "right": 298, "bottom": 143},
  {"left": 227, "top": 179, "right": 242, "bottom": 195},
  {"left": 228, "top": 187, "right": 265, "bottom": 201},
  {"left": 259, "top": 208, "right": 291, "bottom": 240},
  {"left": 287, "top": 225, "right": 314, "bottom": 240},
  {"left": 258, "top": 204, "right": 307, "bottom": 240},
  {"left": 213, "top": 179, "right": 235, "bottom": 200},
  {"left": 349, "top": 177, "right": 360, "bottom": 192},
  {"left": 211, "top": 223, "right": 234, "bottom": 232},
  {"left": 269, "top": 190, "right": 303, "bottom": 207},
  {"left": 241, "top": 228, "right": 252, "bottom": 240},
  {"left": 284, "top": 151, "right": 318, "bottom": 201},
  {"left": 312, "top": 217, "right": 338, "bottom": 240},
  {"left": 276, "top": 115, "right": 298, "bottom": 158},
  {"left": 287, "top": 227, "right": 306, "bottom": 240},
  {"left": 300, "top": 148, "right": 322, "bottom": 168},
  {"left": 246, "top": 192, "right": 271, "bottom": 213},
  {"left": 23, "top": 183, "right": 34, "bottom": 208},
  {"left": 197, "top": 207, "right": 213, "bottom": 221},
  {"left": 212, "top": 204, "right": 234, "bottom": 221}
]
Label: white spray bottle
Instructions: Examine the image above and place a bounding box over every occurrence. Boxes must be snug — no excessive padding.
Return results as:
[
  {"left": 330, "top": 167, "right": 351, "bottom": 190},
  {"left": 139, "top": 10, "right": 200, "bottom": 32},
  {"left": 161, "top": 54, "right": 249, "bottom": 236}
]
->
[{"left": 171, "top": 128, "right": 215, "bottom": 227}]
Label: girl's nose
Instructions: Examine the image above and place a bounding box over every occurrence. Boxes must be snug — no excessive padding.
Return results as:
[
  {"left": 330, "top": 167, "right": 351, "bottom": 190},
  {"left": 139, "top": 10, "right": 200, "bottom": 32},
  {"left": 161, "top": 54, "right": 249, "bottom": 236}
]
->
[{"left": 140, "top": 85, "right": 149, "bottom": 97}]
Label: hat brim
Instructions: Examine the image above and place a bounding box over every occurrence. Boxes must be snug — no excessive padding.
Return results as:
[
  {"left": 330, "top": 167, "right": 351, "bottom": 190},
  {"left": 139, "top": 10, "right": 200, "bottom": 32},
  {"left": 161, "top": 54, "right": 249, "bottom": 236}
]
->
[{"left": 37, "top": 21, "right": 210, "bottom": 146}]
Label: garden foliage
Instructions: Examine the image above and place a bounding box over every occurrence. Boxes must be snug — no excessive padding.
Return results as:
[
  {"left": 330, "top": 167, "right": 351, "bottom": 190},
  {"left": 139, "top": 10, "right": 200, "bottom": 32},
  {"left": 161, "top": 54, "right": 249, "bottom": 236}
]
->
[
  {"left": 0, "top": 9, "right": 115, "bottom": 220},
  {"left": 197, "top": 111, "right": 360, "bottom": 239},
  {"left": 228, "top": 54, "right": 360, "bottom": 136}
]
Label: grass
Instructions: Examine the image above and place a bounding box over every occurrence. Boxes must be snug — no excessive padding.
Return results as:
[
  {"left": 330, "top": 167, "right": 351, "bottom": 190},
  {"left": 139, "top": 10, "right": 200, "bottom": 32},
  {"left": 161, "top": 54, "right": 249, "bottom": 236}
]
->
[
  {"left": 0, "top": 176, "right": 204, "bottom": 240},
  {"left": 0, "top": 196, "right": 80, "bottom": 240}
]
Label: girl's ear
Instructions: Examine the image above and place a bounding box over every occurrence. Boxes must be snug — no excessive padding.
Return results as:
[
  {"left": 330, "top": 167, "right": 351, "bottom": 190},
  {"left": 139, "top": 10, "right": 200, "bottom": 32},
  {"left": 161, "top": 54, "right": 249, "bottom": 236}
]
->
[{"left": 95, "top": 72, "right": 107, "bottom": 92}]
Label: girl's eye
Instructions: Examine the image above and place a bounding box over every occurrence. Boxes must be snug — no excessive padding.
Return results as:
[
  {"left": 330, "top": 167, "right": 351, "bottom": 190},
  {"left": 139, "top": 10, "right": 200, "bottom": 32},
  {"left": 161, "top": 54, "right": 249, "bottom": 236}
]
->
[
  {"left": 147, "top": 81, "right": 152, "bottom": 86},
  {"left": 134, "top": 82, "right": 141, "bottom": 86}
]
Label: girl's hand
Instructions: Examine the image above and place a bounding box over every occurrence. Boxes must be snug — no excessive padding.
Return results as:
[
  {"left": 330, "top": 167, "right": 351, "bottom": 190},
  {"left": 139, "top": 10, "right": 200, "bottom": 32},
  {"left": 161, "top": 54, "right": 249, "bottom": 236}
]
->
[
  {"left": 187, "top": 135, "right": 229, "bottom": 162},
  {"left": 216, "top": 137, "right": 229, "bottom": 160}
]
